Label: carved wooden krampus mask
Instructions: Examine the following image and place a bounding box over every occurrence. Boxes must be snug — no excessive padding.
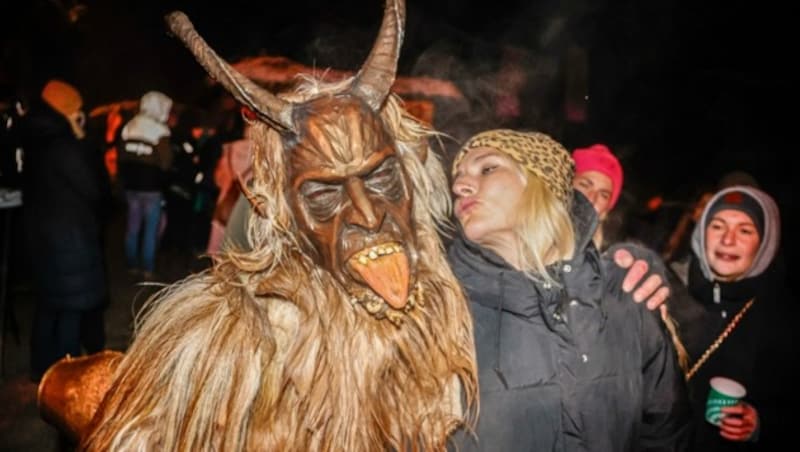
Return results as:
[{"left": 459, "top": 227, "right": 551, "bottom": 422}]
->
[{"left": 166, "top": 0, "right": 425, "bottom": 321}]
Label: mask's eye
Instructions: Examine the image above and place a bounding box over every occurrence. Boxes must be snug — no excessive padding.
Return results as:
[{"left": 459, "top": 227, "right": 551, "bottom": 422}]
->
[
  {"left": 365, "top": 156, "right": 404, "bottom": 200},
  {"left": 300, "top": 180, "right": 344, "bottom": 221},
  {"left": 370, "top": 165, "right": 394, "bottom": 181}
]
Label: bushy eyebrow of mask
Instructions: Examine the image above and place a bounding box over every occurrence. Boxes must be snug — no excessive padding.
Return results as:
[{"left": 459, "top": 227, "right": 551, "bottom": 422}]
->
[{"left": 291, "top": 95, "right": 394, "bottom": 162}]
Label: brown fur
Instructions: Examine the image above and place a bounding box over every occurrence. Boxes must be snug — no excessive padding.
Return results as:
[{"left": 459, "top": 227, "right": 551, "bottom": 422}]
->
[{"left": 81, "top": 83, "right": 476, "bottom": 452}]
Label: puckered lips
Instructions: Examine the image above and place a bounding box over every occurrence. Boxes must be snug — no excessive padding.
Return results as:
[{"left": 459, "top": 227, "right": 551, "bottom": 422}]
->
[
  {"left": 346, "top": 241, "right": 410, "bottom": 309},
  {"left": 455, "top": 197, "right": 477, "bottom": 218}
]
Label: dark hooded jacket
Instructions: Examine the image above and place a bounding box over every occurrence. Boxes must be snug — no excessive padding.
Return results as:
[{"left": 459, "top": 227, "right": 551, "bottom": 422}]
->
[
  {"left": 669, "top": 186, "right": 791, "bottom": 451},
  {"left": 21, "top": 102, "right": 109, "bottom": 310},
  {"left": 448, "top": 192, "right": 691, "bottom": 452}
]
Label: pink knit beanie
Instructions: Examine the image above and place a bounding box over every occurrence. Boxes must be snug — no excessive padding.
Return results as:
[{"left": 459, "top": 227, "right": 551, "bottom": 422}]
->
[{"left": 572, "top": 144, "right": 623, "bottom": 210}]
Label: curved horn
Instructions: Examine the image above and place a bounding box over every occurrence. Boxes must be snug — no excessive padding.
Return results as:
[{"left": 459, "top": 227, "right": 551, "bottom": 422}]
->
[
  {"left": 351, "top": 0, "right": 406, "bottom": 110},
  {"left": 165, "top": 11, "right": 296, "bottom": 133}
]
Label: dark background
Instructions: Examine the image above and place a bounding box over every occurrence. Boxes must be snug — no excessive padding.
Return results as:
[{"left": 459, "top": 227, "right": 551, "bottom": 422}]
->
[{"left": 1, "top": 0, "right": 795, "bottom": 260}]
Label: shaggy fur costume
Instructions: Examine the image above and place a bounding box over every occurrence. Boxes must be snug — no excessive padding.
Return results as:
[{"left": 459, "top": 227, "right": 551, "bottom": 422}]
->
[{"left": 81, "top": 82, "right": 477, "bottom": 451}]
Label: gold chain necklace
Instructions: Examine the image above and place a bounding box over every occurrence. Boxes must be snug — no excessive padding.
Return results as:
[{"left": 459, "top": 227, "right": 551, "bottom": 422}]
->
[{"left": 686, "top": 298, "right": 755, "bottom": 381}]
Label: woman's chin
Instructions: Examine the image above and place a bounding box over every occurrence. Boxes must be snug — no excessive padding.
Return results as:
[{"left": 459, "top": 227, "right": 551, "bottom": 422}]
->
[{"left": 461, "top": 224, "right": 486, "bottom": 244}]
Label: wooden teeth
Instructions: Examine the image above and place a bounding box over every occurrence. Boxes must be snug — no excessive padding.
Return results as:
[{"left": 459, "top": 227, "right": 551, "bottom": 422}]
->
[{"left": 354, "top": 243, "right": 404, "bottom": 266}]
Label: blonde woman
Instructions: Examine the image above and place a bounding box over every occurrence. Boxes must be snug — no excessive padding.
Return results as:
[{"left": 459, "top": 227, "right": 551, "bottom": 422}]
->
[{"left": 447, "top": 129, "right": 691, "bottom": 451}]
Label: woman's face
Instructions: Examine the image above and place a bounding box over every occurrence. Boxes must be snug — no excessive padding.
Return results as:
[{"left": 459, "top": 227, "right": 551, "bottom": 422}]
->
[
  {"left": 452, "top": 146, "right": 527, "bottom": 248},
  {"left": 704, "top": 209, "right": 761, "bottom": 281}
]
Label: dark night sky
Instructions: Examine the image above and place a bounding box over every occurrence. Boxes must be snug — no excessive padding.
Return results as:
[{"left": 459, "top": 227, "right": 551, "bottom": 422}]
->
[{"left": 2, "top": 0, "right": 795, "bottom": 256}]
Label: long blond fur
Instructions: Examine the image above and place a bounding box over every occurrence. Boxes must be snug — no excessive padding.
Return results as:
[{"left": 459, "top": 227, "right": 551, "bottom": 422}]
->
[{"left": 82, "top": 78, "right": 476, "bottom": 452}]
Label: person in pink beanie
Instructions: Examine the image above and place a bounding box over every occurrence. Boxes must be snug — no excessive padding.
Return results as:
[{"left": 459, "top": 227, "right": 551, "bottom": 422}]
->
[{"left": 572, "top": 143, "right": 623, "bottom": 248}]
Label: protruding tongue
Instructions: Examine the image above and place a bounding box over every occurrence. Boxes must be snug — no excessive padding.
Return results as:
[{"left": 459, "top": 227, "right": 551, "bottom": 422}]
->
[{"left": 348, "top": 245, "right": 410, "bottom": 309}]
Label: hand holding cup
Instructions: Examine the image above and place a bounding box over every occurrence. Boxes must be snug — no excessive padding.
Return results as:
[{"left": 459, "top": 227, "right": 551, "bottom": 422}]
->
[
  {"left": 705, "top": 377, "right": 757, "bottom": 441},
  {"left": 719, "top": 402, "right": 758, "bottom": 441}
]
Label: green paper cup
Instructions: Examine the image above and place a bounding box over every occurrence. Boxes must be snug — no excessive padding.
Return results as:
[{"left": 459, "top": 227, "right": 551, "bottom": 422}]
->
[{"left": 705, "top": 377, "right": 746, "bottom": 426}]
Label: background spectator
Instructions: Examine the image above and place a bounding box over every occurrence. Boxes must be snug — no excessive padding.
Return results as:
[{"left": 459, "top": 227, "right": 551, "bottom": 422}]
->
[
  {"left": 20, "top": 79, "right": 110, "bottom": 381},
  {"left": 117, "top": 90, "right": 173, "bottom": 279}
]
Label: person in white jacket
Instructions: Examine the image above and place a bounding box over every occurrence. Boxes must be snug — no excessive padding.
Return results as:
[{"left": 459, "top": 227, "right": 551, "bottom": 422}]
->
[{"left": 117, "top": 90, "right": 173, "bottom": 278}]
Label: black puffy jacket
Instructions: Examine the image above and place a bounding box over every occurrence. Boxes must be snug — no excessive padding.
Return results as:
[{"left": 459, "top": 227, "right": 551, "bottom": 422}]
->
[
  {"left": 21, "top": 104, "right": 109, "bottom": 310},
  {"left": 448, "top": 193, "right": 691, "bottom": 452}
]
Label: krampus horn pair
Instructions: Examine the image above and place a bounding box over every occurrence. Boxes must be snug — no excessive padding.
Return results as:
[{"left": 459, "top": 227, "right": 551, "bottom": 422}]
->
[{"left": 165, "top": 0, "right": 405, "bottom": 134}]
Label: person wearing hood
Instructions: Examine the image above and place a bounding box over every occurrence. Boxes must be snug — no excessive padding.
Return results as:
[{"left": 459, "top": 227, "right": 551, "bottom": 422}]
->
[
  {"left": 669, "top": 186, "right": 788, "bottom": 451},
  {"left": 21, "top": 79, "right": 110, "bottom": 381},
  {"left": 447, "top": 129, "right": 691, "bottom": 451},
  {"left": 117, "top": 91, "right": 174, "bottom": 278}
]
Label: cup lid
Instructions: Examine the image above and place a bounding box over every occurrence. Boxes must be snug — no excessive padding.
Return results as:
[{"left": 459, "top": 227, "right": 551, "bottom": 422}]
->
[{"left": 710, "top": 376, "right": 746, "bottom": 398}]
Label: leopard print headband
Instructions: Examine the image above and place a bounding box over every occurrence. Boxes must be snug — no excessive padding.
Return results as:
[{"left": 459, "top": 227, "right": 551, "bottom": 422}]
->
[{"left": 453, "top": 129, "right": 575, "bottom": 204}]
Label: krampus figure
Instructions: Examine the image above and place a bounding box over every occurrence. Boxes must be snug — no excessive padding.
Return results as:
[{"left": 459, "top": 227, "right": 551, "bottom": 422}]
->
[{"left": 38, "top": 1, "right": 477, "bottom": 450}]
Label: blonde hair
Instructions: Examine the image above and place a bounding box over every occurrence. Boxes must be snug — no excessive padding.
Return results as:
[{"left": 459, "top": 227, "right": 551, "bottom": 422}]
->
[{"left": 514, "top": 173, "right": 575, "bottom": 285}]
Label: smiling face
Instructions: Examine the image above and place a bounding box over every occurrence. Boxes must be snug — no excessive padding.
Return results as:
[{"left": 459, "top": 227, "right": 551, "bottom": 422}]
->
[
  {"left": 573, "top": 170, "right": 613, "bottom": 218},
  {"left": 704, "top": 209, "right": 761, "bottom": 281},
  {"left": 451, "top": 146, "right": 527, "bottom": 250},
  {"left": 286, "top": 95, "right": 418, "bottom": 313}
]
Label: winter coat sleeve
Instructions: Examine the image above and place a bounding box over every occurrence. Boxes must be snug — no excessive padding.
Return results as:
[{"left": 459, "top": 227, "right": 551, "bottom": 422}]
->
[
  {"left": 604, "top": 242, "right": 669, "bottom": 292},
  {"left": 602, "top": 248, "right": 693, "bottom": 451},
  {"left": 637, "top": 307, "right": 693, "bottom": 451}
]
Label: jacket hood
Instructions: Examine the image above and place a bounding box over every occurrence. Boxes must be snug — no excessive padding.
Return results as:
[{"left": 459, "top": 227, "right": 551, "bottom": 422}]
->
[
  {"left": 121, "top": 116, "right": 171, "bottom": 145},
  {"left": 121, "top": 91, "right": 173, "bottom": 145},
  {"left": 448, "top": 190, "right": 598, "bottom": 317},
  {"left": 691, "top": 185, "right": 780, "bottom": 282},
  {"left": 449, "top": 228, "right": 533, "bottom": 316},
  {"left": 572, "top": 190, "right": 599, "bottom": 253},
  {"left": 138, "top": 91, "right": 172, "bottom": 123}
]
